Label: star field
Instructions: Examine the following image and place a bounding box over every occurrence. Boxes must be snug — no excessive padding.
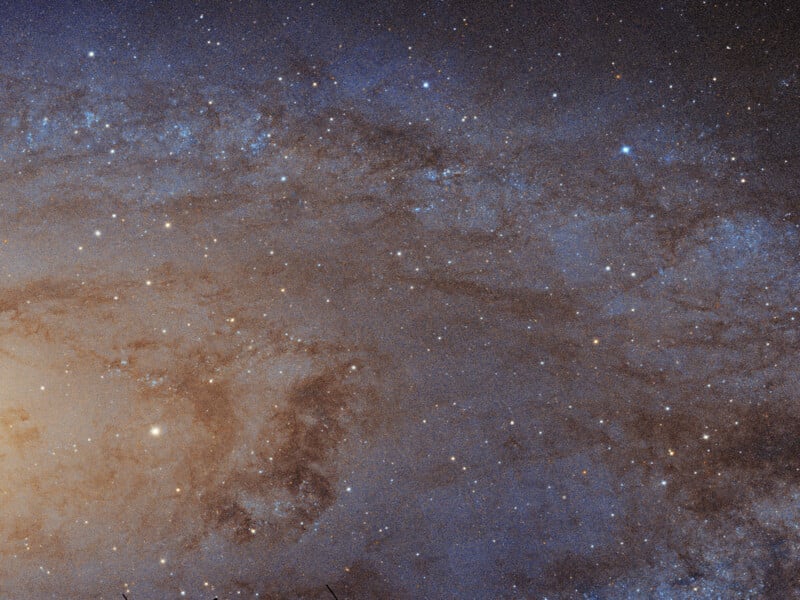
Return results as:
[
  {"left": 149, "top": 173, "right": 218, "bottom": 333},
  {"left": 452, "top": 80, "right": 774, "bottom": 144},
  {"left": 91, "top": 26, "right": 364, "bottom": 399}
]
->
[{"left": 0, "top": 1, "right": 799, "bottom": 598}]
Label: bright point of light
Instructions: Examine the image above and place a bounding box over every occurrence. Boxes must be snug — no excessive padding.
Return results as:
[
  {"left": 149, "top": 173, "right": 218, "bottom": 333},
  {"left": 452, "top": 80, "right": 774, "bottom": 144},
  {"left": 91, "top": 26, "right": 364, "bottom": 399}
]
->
[
  {"left": 88, "top": 51, "right": 95, "bottom": 58},
  {"left": 94, "top": 230, "right": 102, "bottom": 237},
  {"left": 150, "top": 426, "right": 162, "bottom": 437},
  {"left": 422, "top": 81, "right": 430, "bottom": 89},
  {"left": 621, "top": 145, "right": 631, "bottom": 155}
]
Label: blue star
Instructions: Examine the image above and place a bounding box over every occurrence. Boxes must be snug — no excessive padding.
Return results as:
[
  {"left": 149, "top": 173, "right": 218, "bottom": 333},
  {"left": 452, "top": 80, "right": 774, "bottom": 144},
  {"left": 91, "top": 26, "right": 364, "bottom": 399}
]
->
[{"left": 620, "top": 145, "right": 632, "bottom": 155}]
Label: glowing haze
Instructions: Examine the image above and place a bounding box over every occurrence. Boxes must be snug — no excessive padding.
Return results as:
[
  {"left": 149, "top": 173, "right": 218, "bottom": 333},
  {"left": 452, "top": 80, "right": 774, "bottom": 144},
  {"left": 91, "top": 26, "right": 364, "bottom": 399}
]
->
[{"left": 1, "top": 1, "right": 799, "bottom": 598}]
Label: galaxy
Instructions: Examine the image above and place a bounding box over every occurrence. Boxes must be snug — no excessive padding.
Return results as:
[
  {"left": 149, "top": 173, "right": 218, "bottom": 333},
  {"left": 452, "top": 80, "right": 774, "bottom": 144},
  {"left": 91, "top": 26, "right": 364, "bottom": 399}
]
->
[{"left": 0, "top": 1, "right": 798, "bottom": 598}]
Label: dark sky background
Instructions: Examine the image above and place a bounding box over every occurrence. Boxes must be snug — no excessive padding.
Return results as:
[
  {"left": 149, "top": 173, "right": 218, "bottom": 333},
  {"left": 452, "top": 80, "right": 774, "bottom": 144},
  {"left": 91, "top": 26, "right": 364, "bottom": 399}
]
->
[{"left": 0, "top": 1, "right": 798, "bottom": 598}]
